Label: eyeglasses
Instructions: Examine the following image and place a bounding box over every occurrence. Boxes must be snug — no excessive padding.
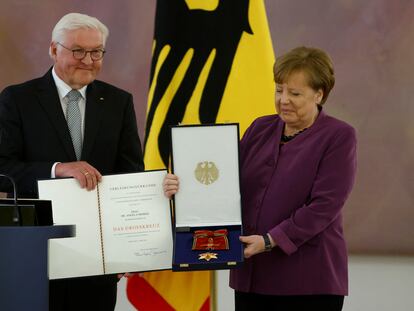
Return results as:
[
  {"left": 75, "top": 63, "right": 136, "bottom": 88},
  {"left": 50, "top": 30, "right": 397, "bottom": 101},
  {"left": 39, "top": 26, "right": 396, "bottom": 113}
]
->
[{"left": 57, "top": 42, "right": 106, "bottom": 61}]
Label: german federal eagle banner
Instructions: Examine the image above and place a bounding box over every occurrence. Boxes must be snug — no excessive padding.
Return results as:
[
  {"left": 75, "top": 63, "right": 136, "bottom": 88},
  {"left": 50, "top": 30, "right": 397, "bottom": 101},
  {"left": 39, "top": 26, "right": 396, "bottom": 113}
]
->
[
  {"left": 143, "top": 0, "right": 275, "bottom": 169},
  {"left": 127, "top": 0, "right": 275, "bottom": 310}
]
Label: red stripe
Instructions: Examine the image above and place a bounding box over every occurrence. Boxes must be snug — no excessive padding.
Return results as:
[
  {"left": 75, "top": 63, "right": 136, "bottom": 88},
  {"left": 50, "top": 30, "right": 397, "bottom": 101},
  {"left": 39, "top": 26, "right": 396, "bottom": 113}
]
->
[
  {"left": 199, "top": 297, "right": 210, "bottom": 311},
  {"left": 126, "top": 275, "right": 175, "bottom": 311}
]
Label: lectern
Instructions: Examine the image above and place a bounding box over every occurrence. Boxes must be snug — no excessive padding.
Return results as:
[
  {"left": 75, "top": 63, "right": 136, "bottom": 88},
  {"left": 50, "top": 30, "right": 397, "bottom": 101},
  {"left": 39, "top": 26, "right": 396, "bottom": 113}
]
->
[{"left": 0, "top": 225, "right": 75, "bottom": 311}]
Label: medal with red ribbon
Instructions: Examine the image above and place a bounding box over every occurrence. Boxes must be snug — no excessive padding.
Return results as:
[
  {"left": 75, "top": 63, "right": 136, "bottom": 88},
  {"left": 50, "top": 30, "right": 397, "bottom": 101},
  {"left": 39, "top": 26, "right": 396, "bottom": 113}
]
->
[{"left": 192, "top": 229, "right": 229, "bottom": 250}]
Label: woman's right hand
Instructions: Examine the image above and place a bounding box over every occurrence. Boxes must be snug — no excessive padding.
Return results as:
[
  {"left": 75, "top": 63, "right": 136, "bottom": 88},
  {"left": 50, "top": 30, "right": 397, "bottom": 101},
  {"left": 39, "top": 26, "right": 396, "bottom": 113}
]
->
[{"left": 163, "top": 173, "right": 179, "bottom": 199}]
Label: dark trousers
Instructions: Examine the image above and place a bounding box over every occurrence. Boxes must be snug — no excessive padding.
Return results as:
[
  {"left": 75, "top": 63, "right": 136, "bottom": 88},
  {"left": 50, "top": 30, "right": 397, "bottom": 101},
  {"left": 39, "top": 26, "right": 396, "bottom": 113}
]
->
[
  {"left": 49, "top": 275, "right": 118, "bottom": 311},
  {"left": 235, "top": 291, "right": 344, "bottom": 311}
]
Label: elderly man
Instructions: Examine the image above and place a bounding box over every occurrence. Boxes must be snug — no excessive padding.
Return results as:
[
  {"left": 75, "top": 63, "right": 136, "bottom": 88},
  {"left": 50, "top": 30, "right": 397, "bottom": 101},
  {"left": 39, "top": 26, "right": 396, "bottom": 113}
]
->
[{"left": 0, "top": 13, "right": 144, "bottom": 310}]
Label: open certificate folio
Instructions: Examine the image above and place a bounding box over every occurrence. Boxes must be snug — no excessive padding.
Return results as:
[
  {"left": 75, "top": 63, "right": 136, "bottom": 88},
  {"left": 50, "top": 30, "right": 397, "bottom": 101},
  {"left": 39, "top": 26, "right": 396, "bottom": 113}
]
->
[{"left": 37, "top": 170, "right": 173, "bottom": 279}]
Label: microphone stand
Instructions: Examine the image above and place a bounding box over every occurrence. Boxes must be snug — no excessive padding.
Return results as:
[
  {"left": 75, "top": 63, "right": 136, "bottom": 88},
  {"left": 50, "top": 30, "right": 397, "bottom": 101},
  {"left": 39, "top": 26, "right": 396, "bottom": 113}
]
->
[{"left": 0, "top": 174, "right": 22, "bottom": 226}]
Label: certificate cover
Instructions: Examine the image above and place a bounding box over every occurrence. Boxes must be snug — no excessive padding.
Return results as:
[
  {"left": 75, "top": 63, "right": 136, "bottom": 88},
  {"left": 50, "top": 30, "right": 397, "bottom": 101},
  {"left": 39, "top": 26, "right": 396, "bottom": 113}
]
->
[
  {"left": 170, "top": 123, "right": 243, "bottom": 271},
  {"left": 37, "top": 170, "right": 173, "bottom": 279}
]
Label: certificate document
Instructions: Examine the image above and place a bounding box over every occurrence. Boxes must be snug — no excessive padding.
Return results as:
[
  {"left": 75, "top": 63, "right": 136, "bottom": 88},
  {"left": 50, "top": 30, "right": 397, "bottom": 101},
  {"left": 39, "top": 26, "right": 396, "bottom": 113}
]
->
[
  {"left": 38, "top": 170, "right": 173, "bottom": 279},
  {"left": 171, "top": 124, "right": 242, "bottom": 227}
]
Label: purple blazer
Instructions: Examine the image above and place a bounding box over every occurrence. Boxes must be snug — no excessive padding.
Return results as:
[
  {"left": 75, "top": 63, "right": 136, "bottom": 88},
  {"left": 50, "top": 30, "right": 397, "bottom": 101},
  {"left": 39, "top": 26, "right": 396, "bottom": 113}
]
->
[{"left": 230, "top": 110, "right": 357, "bottom": 295}]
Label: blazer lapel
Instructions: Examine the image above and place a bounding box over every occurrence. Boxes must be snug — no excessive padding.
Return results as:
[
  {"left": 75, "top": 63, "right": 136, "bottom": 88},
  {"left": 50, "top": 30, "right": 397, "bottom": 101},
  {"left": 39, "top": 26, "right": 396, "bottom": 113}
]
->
[
  {"left": 82, "top": 82, "right": 104, "bottom": 160},
  {"left": 36, "top": 70, "right": 77, "bottom": 160}
]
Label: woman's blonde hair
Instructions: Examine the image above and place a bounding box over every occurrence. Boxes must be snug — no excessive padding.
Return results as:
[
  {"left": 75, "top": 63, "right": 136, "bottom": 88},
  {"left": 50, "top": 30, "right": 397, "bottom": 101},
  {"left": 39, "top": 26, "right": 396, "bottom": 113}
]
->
[{"left": 274, "top": 46, "right": 335, "bottom": 105}]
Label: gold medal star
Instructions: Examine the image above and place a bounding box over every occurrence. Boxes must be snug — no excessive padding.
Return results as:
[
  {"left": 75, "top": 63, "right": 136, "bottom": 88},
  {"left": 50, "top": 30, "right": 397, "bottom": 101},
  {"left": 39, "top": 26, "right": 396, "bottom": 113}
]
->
[{"left": 198, "top": 252, "right": 218, "bottom": 261}]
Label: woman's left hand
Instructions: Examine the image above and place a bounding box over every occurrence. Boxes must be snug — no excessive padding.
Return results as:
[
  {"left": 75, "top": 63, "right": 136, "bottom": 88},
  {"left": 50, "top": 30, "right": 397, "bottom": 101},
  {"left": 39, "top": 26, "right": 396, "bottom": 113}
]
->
[{"left": 239, "top": 235, "right": 266, "bottom": 258}]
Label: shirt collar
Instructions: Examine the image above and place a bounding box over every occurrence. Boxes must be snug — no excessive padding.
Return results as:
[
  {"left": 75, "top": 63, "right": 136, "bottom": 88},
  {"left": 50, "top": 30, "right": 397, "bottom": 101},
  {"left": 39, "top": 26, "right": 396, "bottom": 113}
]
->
[{"left": 52, "top": 67, "right": 87, "bottom": 100}]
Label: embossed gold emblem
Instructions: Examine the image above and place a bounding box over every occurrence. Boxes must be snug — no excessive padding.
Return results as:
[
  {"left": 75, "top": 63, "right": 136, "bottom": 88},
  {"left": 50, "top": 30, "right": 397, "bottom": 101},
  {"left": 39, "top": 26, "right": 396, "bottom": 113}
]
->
[{"left": 194, "top": 161, "right": 219, "bottom": 185}]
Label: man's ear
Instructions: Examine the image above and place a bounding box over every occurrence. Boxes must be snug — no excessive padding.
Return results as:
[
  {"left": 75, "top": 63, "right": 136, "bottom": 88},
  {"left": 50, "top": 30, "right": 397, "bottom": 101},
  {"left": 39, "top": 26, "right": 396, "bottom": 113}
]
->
[{"left": 50, "top": 42, "right": 58, "bottom": 60}]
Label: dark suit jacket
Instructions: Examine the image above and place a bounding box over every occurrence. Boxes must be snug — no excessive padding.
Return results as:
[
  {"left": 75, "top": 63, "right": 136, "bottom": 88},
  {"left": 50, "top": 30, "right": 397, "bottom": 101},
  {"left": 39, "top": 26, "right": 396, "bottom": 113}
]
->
[
  {"left": 0, "top": 69, "right": 144, "bottom": 197},
  {"left": 0, "top": 69, "right": 145, "bottom": 310}
]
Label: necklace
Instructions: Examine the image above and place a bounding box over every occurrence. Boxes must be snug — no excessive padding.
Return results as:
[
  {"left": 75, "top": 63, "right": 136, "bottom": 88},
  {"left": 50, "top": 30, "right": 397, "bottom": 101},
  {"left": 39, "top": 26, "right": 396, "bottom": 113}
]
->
[{"left": 281, "top": 127, "right": 308, "bottom": 143}]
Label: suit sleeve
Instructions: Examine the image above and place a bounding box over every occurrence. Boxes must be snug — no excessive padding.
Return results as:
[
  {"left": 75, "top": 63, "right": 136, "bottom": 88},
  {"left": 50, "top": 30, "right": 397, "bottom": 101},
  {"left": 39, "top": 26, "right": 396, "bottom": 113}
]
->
[
  {"left": 0, "top": 87, "right": 54, "bottom": 197},
  {"left": 269, "top": 126, "right": 357, "bottom": 255},
  {"left": 115, "top": 93, "right": 145, "bottom": 173}
]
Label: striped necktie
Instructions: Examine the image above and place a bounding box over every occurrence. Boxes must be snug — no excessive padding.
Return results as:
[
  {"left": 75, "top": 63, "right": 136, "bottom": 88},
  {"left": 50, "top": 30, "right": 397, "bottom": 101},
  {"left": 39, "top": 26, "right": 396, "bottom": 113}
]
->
[{"left": 66, "top": 89, "right": 82, "bottom": 160}]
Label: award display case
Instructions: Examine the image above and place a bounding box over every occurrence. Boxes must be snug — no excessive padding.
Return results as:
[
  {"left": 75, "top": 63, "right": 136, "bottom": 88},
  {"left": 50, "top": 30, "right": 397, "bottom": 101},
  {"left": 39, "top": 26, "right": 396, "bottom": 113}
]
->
[{"left": 170, "top": 123, "right": 243, "bottom": 271}]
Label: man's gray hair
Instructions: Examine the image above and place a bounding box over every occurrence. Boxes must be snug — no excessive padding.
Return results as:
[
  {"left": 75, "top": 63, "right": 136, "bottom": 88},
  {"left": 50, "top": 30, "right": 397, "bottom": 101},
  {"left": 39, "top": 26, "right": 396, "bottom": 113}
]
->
[{"left": 49, "top": 13, "right": 109, "bottom": 57}]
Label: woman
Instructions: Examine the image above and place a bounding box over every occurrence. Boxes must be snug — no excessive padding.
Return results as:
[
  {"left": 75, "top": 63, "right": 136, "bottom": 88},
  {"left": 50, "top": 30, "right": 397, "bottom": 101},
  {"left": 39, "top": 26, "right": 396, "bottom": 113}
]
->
[{"left": 164, "top": 46, "right": 357, "bottom": 310}]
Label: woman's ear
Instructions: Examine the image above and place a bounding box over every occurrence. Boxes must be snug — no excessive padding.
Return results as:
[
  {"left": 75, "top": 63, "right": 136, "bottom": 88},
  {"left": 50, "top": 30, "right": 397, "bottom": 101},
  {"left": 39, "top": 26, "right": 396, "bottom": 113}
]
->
[{"left": 315, "top": 89, "right": 323, "bottom": 104}]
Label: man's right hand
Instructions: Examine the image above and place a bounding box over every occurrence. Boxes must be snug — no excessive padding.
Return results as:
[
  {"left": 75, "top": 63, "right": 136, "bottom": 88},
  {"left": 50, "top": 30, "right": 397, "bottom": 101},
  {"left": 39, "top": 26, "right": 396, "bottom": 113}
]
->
[{"left": 55, "top": 161, "right": 102, "bottom": 191}]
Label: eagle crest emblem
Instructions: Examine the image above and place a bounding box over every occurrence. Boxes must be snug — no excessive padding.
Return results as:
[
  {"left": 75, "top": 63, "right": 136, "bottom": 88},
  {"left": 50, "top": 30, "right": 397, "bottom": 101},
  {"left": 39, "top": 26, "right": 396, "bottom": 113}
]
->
[{"left": 194, "top": 161, "right": 219, "bottom": 185}]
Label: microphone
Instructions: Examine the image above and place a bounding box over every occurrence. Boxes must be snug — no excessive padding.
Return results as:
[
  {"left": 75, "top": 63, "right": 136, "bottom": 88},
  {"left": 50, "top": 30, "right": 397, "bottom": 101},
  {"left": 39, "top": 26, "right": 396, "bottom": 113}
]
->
[{"left": 0, "top": 174, "right": 22, "bottom": 226}]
